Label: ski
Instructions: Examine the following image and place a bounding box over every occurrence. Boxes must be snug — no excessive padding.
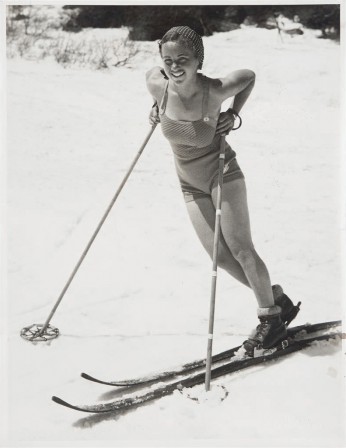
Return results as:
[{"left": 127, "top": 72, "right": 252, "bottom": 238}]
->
[
  {"left": 52, "top": 324, "right": 342, "bottom": 414},
  {"left": 80, "top": 320, "right": 341, "bottom": 388}
]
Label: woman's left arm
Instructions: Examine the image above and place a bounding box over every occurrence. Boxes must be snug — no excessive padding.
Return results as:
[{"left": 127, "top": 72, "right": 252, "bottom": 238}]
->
[{"left": 216, "top": 69, "right": 256, "bottom": 135}]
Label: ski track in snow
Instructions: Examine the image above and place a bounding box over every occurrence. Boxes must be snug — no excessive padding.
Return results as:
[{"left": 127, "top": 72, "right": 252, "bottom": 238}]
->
[{"left": 4, "top": 25, "right": 345, "bottom": 446}]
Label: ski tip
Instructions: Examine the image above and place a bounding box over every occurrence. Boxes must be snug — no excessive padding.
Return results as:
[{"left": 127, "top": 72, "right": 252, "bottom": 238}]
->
[
  {"left": 81, "top": 372, "right": 138, "bottom": 387},
  {"left": 80, "top": 372, "right": 122, "bottom": 386},
  {"left": 52, "top": 396, "right": 87, "bottom": 412},
  {"left": 52, "top": 396, "right": 69, "bottom": 407},
  {"left": 81, "top": 372, "right": 96, "bottom": 381}
]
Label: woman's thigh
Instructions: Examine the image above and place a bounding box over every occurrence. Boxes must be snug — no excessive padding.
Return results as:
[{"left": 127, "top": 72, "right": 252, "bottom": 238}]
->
[
  {"left": 211, "top": 178, "right": 254, "bottom": 254},
  {"left": 184, "top": 195, "right": 239, "bottom": 258},
  {"left": 184, "top": 195, "right": 221, "bottom": 256},
  {"left": 184, "top": 194, "right": 250, "bottom": 285}
]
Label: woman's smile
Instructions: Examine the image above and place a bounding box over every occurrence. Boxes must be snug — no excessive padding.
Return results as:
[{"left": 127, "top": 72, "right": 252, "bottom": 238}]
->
[{"left": 170, "top": 70, "right": 185, "bottom": 80}]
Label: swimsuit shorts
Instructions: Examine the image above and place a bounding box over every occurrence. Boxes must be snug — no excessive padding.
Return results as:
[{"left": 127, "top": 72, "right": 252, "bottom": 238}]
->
[{"left": 181, "top": 156, "right": 244, "bottom": 203}]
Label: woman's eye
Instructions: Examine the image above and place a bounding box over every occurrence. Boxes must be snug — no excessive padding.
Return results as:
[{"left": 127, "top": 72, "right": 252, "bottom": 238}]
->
[{"left": 163, "top": 58, "right": 188, "bottom": 66}]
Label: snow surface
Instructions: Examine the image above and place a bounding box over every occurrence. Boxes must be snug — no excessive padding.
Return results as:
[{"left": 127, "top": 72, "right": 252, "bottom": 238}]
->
[{"left": 3, "top": 25, "right": 345, "bottom": 447}]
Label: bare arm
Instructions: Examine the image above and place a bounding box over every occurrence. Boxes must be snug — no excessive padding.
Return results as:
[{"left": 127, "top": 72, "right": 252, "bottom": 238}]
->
[
  {"left": 216, "top": 69, "right": 255, "bottom": 135},
  {"left": 219, "top": 69, "right": 256, "bottom": 113},
  {"left": 146, "top": 66, "right": 165, "bottom": 125},
  {"left": 146, "top": 66, "right": 165, "bottom": 102}
]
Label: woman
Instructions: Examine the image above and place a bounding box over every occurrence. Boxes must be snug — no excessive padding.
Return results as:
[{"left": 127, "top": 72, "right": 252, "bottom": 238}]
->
[{"left": 146, "top": 26, "right": 300, "bottom": 356}]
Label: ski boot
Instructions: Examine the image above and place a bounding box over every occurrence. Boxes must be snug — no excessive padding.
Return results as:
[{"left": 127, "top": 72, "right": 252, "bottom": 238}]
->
[
  {"left": 272, "top": 284, "right": 301, "bottom": 327},
  {"left": 243, "top": 305, "right": 287, "bottom": 357}
]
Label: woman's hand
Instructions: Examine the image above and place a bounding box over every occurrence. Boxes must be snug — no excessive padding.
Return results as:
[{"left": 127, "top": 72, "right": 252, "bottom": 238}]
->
[
  {"left": 215, "top": 110, "right": 236, "bottom": 135},
  {"left": 149, "top": 104, "right": 160, "bottom": 126}
]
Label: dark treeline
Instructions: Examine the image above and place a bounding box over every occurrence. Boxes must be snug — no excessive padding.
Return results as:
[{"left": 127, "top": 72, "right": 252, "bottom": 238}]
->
[{"left": 63, "top": 5, "right": 340, "bottom": 40}]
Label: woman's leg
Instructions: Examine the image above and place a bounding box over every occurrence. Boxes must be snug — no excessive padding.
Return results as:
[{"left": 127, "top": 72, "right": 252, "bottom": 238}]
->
[
  {"left": 211, "top": 178, "right": 275, "bottom": 308},
  {"left": 184, "top": 195, "right": 250, "bottom": 286}
]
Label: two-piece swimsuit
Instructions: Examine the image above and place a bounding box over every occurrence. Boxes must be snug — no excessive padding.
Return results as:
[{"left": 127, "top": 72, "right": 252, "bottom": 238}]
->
[{"left": 158, "top": 74, "right": 244, "bottom": 203}]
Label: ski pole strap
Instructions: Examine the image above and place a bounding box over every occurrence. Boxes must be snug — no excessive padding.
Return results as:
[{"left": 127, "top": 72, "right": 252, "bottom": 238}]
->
[{"left": 226, "top": 107, "right": 242, "bottom": 130}]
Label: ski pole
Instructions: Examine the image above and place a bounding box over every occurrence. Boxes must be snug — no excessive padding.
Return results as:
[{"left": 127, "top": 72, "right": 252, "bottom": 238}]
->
[
  {"left": 21, "top": 123, "right": 157, "bottom": 342},
  {"left": 205, "top": 133, "right": 226, "bottom": 391}
]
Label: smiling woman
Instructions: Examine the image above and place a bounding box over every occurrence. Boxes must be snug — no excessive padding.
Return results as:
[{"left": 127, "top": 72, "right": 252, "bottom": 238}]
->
[
  {"left": 159, "top": 26, "right": 204, "bottom": 69},
  {"left": 145, "top": 26, "right": 301, "bottom": 357},
  {"left": 161, "top": 45, "right": 199, "bottom": 83}
]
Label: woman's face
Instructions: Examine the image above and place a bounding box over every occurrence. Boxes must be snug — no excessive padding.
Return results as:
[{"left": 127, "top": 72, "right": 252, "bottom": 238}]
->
[{"left": 161, "top": 41, "right": 200, "bottom": 84}]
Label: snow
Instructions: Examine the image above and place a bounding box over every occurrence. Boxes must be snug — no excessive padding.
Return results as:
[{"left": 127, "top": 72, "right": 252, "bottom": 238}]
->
[{"left": 2, "top": 24, "right": 345, "bottom": 447}]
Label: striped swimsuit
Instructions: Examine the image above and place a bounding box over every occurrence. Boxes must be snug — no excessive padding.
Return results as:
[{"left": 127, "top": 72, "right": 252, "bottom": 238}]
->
[{"left": 159, "top": 74, "right": 244, "bottom": 202}]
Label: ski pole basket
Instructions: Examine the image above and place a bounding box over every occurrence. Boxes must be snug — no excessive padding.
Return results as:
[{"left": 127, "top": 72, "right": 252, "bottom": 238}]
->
[{"left": 20, "top": 323, "right": 59, "bottom": 342}]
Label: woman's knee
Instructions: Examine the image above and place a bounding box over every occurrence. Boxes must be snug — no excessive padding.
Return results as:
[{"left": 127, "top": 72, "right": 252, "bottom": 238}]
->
[
  {"left": 217, "top": 246, "right": 240, "bottom": 270},
  {"left": 230, "top": 243, "right": 256, "bottom": 269}
]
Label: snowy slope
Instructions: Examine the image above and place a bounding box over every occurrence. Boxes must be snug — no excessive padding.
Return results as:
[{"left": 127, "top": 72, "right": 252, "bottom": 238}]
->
[{"left": 3, "top": 27, "right": 345, "bottom": 447}]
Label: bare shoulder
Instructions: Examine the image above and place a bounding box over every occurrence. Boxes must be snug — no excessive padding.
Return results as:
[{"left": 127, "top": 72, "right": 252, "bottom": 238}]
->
[
  {"left": 208, "top": 69, "right": 256, "bottom": 101},
  {"left": 146, "top": 66, "right": 167, "bottom": 100}
]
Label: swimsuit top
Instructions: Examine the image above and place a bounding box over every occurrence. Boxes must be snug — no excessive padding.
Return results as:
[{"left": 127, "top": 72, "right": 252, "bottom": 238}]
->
[{"left": 159, "top": 75, "right": 220, "bottom": 160}]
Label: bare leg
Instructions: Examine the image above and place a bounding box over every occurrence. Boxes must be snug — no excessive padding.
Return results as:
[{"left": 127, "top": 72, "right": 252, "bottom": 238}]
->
[
  {"left": 185, "top": 196, "right": 250, "bottom": 286},
  {"left": 211, "top": 178, "right": 275, "bottom": 308}
]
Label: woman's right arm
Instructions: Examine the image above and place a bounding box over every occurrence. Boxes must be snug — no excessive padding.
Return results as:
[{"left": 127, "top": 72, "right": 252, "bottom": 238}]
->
[{"left": 146, "top": 66, "right": 164, "bottom": 125}]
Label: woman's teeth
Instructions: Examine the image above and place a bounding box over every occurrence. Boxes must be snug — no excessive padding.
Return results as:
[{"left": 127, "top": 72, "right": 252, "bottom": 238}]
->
[{"left": 171, "top": 71, "right": 184, "bottom": 78}]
